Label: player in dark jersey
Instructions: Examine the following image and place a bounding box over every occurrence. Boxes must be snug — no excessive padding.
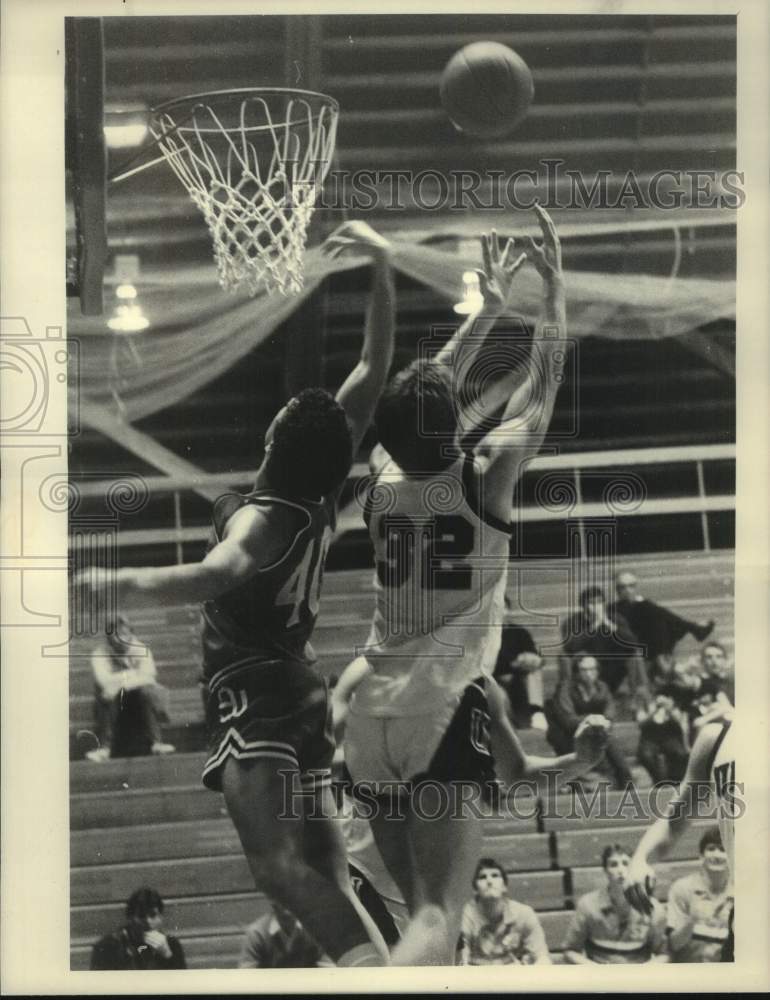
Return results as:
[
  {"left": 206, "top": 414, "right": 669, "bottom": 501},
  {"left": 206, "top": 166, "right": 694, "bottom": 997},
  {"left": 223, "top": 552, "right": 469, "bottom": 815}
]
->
[
  {"left": 625, "top": 713, "right": 737, "bottom": 962},
  {"left": 78, "top": 220, "right": 396, "bottom": 967}
]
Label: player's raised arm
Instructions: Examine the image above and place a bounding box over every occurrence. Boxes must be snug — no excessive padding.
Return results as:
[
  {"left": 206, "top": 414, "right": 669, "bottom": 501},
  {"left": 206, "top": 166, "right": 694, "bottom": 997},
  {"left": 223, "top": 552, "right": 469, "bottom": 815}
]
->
[
  {"left": 624, "top": 722, "right": 723, "bottom": 915},
  {"left": 432, "top": 229, "right": 526, "bottom": 383},
  {"left": 323, "top": 221, "right": 395, "bottom": 455},
  {"left": 486, "top": 676, "right": 609, "bottom": 791},
  {"left": 471, "top": 203, "right": 565, "bottom": 527},
  {"left": 75, "top": 504, "right": 283, "bottom": 610}
]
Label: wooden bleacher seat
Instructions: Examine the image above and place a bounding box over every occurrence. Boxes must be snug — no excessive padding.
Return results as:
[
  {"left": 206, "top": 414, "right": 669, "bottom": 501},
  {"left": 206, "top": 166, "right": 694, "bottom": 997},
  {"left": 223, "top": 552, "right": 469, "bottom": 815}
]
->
[
  {"left": 541, "top": 785, "right": 692, "bottom": 831},
  {"left": 70, "top": 785, "right": 229, "bottom": 830},
  {"left": 555, "top": 820, "right": 715, "bottom": 869}
]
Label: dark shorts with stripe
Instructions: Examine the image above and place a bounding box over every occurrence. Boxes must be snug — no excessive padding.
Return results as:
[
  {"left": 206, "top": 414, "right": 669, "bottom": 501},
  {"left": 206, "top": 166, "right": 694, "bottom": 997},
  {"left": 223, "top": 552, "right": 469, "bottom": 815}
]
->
[{"left": 201, "top": 658, "right": 334, "bottom": 793}]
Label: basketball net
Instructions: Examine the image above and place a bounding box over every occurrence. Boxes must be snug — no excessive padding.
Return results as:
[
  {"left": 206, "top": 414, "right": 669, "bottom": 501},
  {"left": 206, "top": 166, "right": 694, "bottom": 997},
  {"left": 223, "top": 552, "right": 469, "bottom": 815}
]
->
[{"left": 150, "top": 89, "right": 338, "bottom": 296}]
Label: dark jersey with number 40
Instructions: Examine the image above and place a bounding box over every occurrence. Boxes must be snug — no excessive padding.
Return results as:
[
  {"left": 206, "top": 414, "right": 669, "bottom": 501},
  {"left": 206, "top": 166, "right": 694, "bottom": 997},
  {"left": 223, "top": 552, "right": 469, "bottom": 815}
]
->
[{"left": 201, "top": 490, "right": 336, "bottom": 683}]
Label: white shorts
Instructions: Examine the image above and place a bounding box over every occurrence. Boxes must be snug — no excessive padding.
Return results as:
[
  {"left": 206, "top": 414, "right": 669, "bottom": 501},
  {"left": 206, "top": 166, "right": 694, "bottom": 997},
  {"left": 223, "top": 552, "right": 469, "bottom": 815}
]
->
[{"left": 344, "top": 679, "right": 495, "bottom": 792}]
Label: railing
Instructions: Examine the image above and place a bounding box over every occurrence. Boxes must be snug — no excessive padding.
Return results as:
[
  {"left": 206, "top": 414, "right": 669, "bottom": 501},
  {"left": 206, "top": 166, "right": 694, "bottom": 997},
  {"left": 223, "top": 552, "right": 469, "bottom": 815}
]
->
[{"left": 71, "top": 443, "right": 735, "bottom": 563}]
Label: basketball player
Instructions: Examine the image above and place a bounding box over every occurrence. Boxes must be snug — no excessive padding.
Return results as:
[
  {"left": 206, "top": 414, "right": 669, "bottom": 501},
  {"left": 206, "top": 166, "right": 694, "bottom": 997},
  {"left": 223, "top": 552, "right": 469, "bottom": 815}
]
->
[
  {"left": 343, "top": 204, "right": 568, "bottom": 964},
  {"left": 77, "top": 220, "right": 397, "bottom": 967},
  {"left": 624, "top": 711, "right": 737, "bottom": 962}
]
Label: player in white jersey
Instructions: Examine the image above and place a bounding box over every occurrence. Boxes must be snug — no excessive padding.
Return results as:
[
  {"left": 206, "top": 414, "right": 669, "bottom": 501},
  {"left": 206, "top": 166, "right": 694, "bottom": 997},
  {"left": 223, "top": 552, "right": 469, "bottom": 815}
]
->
[
  {"left": 344, "top": 205, "right": 567, "bottom": 964},
  {"left": 625, "top": 712, "right": 737, "bottom": 961}
]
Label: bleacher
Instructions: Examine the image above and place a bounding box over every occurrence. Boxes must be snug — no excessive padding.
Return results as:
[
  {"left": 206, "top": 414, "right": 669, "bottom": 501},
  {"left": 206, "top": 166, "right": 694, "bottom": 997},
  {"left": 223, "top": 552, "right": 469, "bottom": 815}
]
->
[{"left": 69, "top": 548, "right": 731, "bottom": 968}]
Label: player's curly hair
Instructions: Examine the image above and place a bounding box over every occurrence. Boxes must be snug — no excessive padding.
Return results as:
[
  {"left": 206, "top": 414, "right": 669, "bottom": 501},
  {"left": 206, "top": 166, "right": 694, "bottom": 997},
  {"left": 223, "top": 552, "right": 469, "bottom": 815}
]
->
[
  {"left": 374, "top": 360, "right": 457, "bottom": 474},
  {"left": 265, "top": 388, "right": 353, "bottom": 499}
]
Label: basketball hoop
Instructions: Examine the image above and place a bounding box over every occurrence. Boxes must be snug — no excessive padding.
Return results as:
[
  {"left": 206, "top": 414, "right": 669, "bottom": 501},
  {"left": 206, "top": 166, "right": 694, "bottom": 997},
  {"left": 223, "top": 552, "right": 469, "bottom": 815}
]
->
[{"left": 148, "top": 88, "right": 339, "bottom": 296}]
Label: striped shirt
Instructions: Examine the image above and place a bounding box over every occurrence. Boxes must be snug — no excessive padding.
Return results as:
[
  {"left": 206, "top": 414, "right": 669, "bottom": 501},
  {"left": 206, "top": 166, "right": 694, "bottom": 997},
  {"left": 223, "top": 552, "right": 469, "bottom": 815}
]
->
[{"left": 563, "top": 887, "right": 667, "bottom": 963}]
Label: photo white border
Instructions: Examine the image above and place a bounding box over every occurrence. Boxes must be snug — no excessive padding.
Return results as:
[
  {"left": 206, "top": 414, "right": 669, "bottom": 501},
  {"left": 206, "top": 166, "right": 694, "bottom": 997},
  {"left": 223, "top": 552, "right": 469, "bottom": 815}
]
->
[{"left": 1, "top": 0, "right": 768, "bottom": 993}]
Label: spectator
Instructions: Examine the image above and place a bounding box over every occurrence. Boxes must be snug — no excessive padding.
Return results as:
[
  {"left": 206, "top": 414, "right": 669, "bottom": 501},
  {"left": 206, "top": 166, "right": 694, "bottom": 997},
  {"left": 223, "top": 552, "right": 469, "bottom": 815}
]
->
[
  {"left": 635, "top": 693, "right": 690, "bottom": 784},
  {"left": 689, "top": 678, "right": 733, "bottom": 737},
  {"left": 559, "top": 586, "right": 648, "bottom": 703},
  {"left": 545, "top": 654, "right": 634, "bottom": 789},
  {"left": 610, "top": 570, "right": 714, "bottom": 680},
  {"left": 86, "top": 615, "right": 174, "bottom": 762},
  {"left": 667, "top": 827, "right": 734, "bottom": 963},
  {"left": 238, "top": 899, "right": 334, "bottom": 968},
  {"left": 457, "top": 858, "right": 550, "bottom": 965},
  {"left": 493, "top": 599, "right": 547, "bottom": 730},
  {"left": 90, "top": 887, "right": 186, "bottom": 970},
  {"left": 563, "top": 845, "right": 668, "bottom": 964},
  {"left": 697, "top": 642, "right": 735, "bottom": 707}
]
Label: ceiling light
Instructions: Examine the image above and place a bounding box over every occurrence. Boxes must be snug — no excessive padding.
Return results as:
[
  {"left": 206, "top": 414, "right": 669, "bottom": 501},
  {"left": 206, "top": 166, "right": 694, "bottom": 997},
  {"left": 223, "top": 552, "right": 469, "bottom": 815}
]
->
[{"left": 453, "top": 270, "right": 484, "bottom": 315}]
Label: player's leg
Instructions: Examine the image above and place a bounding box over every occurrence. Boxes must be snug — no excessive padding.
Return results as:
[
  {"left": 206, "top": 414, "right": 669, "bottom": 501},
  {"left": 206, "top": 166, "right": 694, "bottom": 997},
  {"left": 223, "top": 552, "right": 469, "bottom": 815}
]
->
[
  {"left": 388, "top": 680, "right": 492, "bottom": 965},
  {"left": 300, "top": 782, "right": 391, "bottom": 958},
  {"left": 390, "top": 797, "right": 483, "bottom": 965},
  {"left": 221, "top": 756, "right": 387, "bottom": 965},
  {"left": 367, "top": 799, "right": 415, "bottom": 912}
]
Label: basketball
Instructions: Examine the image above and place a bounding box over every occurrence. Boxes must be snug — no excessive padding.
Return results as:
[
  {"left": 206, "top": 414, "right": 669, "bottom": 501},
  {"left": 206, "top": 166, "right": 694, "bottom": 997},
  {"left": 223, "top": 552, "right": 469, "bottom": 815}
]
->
[{"left": 440, "top": 41, "right": 534, "bottom": 139}]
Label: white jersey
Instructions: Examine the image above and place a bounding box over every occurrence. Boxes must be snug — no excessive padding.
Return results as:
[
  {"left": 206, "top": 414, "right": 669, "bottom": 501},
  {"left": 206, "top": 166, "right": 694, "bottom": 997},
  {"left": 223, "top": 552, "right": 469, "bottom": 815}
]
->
[
  {"left": 352, "top": 454, "right": 510, "bottom": 716},
  {"left": 708, "top": 720, "right": 736, "bottom": 878}
]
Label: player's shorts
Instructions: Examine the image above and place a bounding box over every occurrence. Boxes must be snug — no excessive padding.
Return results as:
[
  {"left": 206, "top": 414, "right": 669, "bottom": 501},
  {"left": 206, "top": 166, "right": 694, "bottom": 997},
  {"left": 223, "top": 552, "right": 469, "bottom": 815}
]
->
[
  {"left": 348, "top": 862, "right": 402, "bottom": 947},
  {"left": 201, "top": 658, "right": 334, "bottom": 793},
  {"left": 344, "top": 677, "right": 497, "bottom": 805}
]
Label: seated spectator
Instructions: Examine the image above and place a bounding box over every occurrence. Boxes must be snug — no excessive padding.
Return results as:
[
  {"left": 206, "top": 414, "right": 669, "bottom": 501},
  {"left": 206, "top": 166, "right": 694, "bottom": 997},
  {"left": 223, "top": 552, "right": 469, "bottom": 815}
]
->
[
  {"left": 635, "top": 693, "right": 690, "bottom": 784},
  {"left": 689, "top": 678, "right": 733, "bottom": 737},
  {"left": 238, "top": 899, "right": 334, "bottom": 968},
  {"left": 697, "top": 641, "right": 735, "bottom": 706},
  {"left": 90, "top": 887, "right": 186, "bottom": 970},
  {"left": 610, "top": 570, "right": 714, "bottom": 680},
  {"left": 457, "top": 858, "right": 550, "bottom": 965},
  {"left": 86, "top": 615, "right": 174, "bottom": 762},
  {"left": 563, "top": 845, "right": 668, "bottom": 964},
  {"left": 667, "top": 827, "right": 733, "bottom": 963},
  {"left": 493, "top": 599, "right": 547, "bottom": 730},
  {"left": 559, "top": 586, "right": 648, "bottom": 704},
  {"left": 545, "top": 654, "right": 633, "bottom": 789}
]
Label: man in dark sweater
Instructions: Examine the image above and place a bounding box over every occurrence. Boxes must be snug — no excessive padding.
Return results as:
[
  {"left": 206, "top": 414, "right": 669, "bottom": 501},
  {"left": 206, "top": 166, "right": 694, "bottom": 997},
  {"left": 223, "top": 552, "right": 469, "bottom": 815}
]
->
[
  {"left": 609, "top": 570, "right": 714, "bottom": 679},
  {"left": 546, "top": 654, "right": 633, "bottom": 789},
  {"left": 90, "top": 888, "right": 186, "bottom": 970},
  {"left": 559, "top": 586, "right": 648, "bottom": 703}
]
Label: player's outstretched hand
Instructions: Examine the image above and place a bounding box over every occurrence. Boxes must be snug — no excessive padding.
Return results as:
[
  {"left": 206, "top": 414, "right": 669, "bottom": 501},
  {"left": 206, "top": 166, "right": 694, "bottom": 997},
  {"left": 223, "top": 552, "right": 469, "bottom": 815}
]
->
[
  {"left": 475, "top": 229, "right": 527, "bottom": 309},
  {"left": 522, "top": 202, "right": 563, "bottom": 287},
  {"left": 574, "top": 714, "right": 611, "bottom": 765},
  {"left": 322, "top": 220, "right": 391, "bottom": 262},
  {"left": 624, "top": 856, "right": 657, "bottom": 916}
]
